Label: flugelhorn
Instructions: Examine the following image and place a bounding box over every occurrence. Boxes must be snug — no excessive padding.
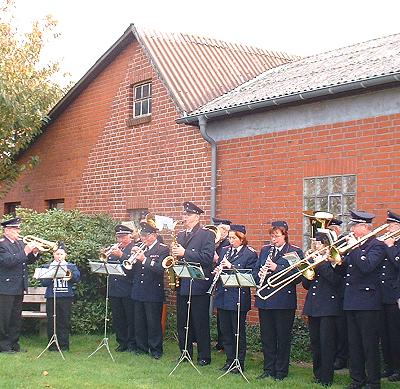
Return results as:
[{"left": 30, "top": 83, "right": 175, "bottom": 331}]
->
[
  {"left": 22, "top": 235, "right": 58, "bottom": 252},
  {"left": 99, "top": 243, "right": 121, "bottom": 262},
  {"left": 122, "top": 242, "right": 147, "bottom": 270}
]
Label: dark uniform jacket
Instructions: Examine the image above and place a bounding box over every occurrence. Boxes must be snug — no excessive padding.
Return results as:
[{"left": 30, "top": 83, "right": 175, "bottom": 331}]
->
[
  {"left": 0, "top": 237, "right": 38, "bottom": 295},
  {"left": 41, "top": 262, "right": 81, "bottom": 298},
  {"left": 216, "top": 236, "right": 230, "bottom": 258},
  {"left": 131, "top": 241, "right": 169, "bottom": 303},
  {"left": 214, "top": 245, "right": 258, "bottom": 312},
  {"left": 254, "top": 243, "right": 304, "bottom": 310},
  {"left": 302, "top": 261, "right": 342, "bottom": 317},
  {"left": 108, "top": 241, "right": 135, "bottom": 298},
  {"left": 176, "top": 223, "right": 215, "bottom": 296},
  {"left": 337, "top": 237, "right": 386, "bottom": 310},
  {"left": 382, "top": 242, "right": 400, "bottom": 302}
]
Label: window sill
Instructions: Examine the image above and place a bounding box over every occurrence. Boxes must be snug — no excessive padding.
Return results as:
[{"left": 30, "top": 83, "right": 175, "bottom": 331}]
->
[{"left": 127, "top": 115, "right": 152, "bottom": 127}]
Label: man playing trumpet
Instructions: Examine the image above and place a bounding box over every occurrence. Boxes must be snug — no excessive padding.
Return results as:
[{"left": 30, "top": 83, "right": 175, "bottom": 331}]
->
[{"left": 0, "top": 217, "right": 40, "bottom": 353}]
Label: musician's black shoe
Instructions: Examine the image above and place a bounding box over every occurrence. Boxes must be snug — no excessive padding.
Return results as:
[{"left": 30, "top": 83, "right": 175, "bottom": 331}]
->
[
  {"left": 333, "top": 359, "right": 347, "bottom": 370},
  {"left": 115, "top": 345, "right": 128, "bottom": 352},
  {"left": 220, "top": 362, "right": 230, "bottom": 371},
  {"left": 388, "top": 373, "right": 400, "bottom": 382},
  {"left": 381, "top": 369, "right": 394, "bottom": 378},
  {"left": 214, "top": 343, "right": 224, "bottom": 351},
  {"left": 198, "top": 359, "right": 210, "bottom": 366},
  {"left": 274, "top": 374, "right": 287, "bottom": 381},
  {"left": 257, "top": 371, "right": 275, "bottom": 379},
  {"left": 14, "top": 348, "right": 28, "bottom": 353},
  {"left": 151, "top": 352, "right": 162, "bottom": 360},
  {"left": 230, "top": 367, "right": 241, "bottom": 374},
  {"left": 344, "top": 383, "right": 364, "bottom": 389},
  {"left": 0, "top": 349, "right": 16, "bottom": 354}
]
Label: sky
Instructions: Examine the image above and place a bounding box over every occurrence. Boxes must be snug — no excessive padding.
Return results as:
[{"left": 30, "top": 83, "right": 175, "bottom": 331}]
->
[{"left": 9, "top": 0, "right": 400, "bottom": 86}]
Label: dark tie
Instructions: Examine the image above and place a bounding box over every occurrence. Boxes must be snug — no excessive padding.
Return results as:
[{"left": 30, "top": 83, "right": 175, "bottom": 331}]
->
[
  {"left": 271, "top": 247, "right": 277, "bottom": 260},
  {"left": 231, "top": 248, "right": 237, "bottom": 258}
]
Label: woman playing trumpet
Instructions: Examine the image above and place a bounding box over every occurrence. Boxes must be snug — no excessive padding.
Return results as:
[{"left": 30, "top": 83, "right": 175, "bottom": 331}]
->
[
  {"left": 40, "top": 242, "right": 80, "bottom": 351},
  {"left": 213, "top": 224, "right": 257, "bottom": 374}
]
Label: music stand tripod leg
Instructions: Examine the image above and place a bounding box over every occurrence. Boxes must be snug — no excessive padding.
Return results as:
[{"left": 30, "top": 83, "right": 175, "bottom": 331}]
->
[
  {"left": 87, "top": 274, "right": 115, "bottom": 362},
  {"left": 37, "top": 271, "right": 65, "bottom": 360},
  {"left": 169, "top": 278, "right": 201, "bottom": 376},
  {"left": 218, "top": 287, "right": 249, "bottom": 382}
]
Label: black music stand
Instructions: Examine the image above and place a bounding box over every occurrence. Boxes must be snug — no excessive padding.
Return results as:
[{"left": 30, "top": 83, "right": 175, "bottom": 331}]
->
[
  {"left": 87, "top": 261, "right": 125, "bottom": 362},
  {"left": 218, "top": 268, "right": 256, "bottom": 383},
  {"left": 169, "top": 261, "right": 206, "bottom": 376},
  {"left": 35, "top": 263, "right": 69, "bottom": 360}
]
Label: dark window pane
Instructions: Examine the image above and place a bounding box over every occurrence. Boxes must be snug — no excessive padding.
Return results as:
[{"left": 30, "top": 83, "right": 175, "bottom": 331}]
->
[
  {"left": 142, "top": 84, "right": 150, "bottom": 98},
  {"left": 135, "top": 86, "right": 142, "bottom": 100},
  {"left": 134, "top": 102, "right": 141, "bottom": 116},
  {"left": 148, "top": 98, "right": 152, "bottom": 113},
  {"left": 142, "top": 100, "right": 149, "bottom": 115}
]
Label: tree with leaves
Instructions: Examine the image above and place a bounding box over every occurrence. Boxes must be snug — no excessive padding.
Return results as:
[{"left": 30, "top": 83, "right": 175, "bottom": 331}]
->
[{"left": 0, "top": 0, "right": 69, "bottom": 197}]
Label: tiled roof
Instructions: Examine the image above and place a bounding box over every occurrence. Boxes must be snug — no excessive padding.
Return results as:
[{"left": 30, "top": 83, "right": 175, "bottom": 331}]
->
[
  {"left": 186, "top": 32, "right": 400, "bottom": 118},
  {"left": 134, "top": 25, "right": 300, "bottom": 113}
]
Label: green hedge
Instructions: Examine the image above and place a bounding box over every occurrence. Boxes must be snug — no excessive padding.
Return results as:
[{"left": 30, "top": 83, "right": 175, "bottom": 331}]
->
[{"left": 13, "top": 208, "right": 116, "bottom": 334}]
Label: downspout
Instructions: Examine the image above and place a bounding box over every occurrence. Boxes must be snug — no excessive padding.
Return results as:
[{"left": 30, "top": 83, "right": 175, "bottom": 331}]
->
[{"left": 198, "top": 115, "right": 216, "bottom": 222}]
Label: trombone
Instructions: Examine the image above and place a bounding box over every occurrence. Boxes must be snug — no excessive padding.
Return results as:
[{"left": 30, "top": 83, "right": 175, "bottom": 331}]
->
[
  {"left": 256, "top": 223, "right": 389, "bottom": 301},
  {"left": 21, "top": 235, "right": 58, "bottom": 252}
]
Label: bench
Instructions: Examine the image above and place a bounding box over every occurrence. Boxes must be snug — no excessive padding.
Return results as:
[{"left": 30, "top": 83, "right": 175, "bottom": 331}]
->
[{"left": 22, "top": 286, "right": 47, "bottom": 335}]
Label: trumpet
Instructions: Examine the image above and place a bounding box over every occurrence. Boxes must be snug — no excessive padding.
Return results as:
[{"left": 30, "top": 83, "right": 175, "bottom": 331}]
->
[
  {"left": 22, "top": 235, "right": 58, "bottom": 252},
  {"left": 99, "top": 243, "right": 121, "bottom": 262},
  {"left": 122, "top": 242, "right": 147, "bottom": 270}
]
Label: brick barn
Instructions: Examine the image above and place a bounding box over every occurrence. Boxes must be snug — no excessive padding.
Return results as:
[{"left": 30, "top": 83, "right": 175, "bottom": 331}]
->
[{"left": 2, "top": 26, "right": 400, "bottom": 316}]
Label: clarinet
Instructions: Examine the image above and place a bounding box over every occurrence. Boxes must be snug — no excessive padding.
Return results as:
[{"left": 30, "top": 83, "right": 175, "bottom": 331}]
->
[
  {"left": 257, "top": 246, "right": 275, "bottom": 288},
  {"left": 207, "top": 247, "right": 231, "bottom": 294}
]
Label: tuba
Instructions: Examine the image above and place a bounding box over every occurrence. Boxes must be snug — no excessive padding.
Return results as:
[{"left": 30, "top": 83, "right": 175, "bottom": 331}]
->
[{"left": 22, "top": 235, "right": 58, "bottom": 252}]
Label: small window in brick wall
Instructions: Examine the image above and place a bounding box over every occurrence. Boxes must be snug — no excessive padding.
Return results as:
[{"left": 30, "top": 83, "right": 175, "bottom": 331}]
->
[
  {"left": 303, "top": 175, "right": 356, "bottom": 250},
  {"left": 134, "top": 82, "right": 152, "bottom": 117},
  {"left": 4, "top": 202, "right": 21, "bottom": 217},
  {"left": 47, "top": 199, "right": 64, "bottom": 210}
]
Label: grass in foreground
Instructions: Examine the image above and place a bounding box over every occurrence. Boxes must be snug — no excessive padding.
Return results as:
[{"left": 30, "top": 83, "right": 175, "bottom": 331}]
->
[{"left": 0, "top": 335, "right": 397, "bottom": 389}]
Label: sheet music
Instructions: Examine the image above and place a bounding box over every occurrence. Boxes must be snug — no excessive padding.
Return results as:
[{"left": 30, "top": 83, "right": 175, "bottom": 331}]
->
[
  {"left": 33, "top": 265, "right": 69, "bottom": 280},
  {"left": 173, "top": 262, "right": 205, "bottom": 280},
  {"left": 220, "top": 269, "right": 256, "bottom": 287},
  {"left": 282, "top": 251, "right": 302, "bottom": 267},
  {"left": 88, "top": 261, "right": 126, "bottom": 276}
]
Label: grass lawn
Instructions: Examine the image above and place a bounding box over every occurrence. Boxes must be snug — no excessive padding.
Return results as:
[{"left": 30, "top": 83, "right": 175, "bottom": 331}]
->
[{"left": 0, "top": 335, "right": 397, "bottom": 388}]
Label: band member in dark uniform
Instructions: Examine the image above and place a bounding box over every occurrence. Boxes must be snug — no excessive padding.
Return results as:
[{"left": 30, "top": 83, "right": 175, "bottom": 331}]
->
[
  {"left": 212, "top": 217, "right": 231, "bottom": 351},
  {"left": 213, "top": 224, "right": 257, "bottom": 373},
  {"left": 0, "top": 217, "right": 40, "bottom": 353},
  {"left": 41, "top": 242, "right": 80, "bottom": 351},
  {"left": 329, "top": 218, "right": 349, "bottom": 371},
  {"left": 254, "top": 221, "right": 304, "bottom": 380},
  {"left": 380, "top": 210, "right": 400, "bottom": 382},
  {"left": 107, "top": 224, "right": 136, "bottom": 352},
  {"left": 172, "top": 201, "right": 215, "bottom": 366},
  {"left": 130, "top": 221, "right": 169, "bottom": 359},
  {"left": 335, "top": 210, "right": 386, "bottom": 389},
  {"left": 302, "top": 232, "right": 342, "bottom": 386}
]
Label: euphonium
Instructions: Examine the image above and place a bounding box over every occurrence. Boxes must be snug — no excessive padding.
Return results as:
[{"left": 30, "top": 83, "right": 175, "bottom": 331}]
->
[
  {"left": 22, "top": 235, "right": 58, "bottom": 252},
  {"left": 204, "top": 225, "right": 222, "bottom": 244}
]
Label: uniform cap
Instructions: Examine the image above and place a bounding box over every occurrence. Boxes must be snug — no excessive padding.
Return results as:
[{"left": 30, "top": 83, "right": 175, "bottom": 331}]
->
[
  {"left": 230, "top": 224, "right": 246, "bottom": 234},
  {"left": 1, "top": 217, "right": 22, "bottom": 228},
  {"left": 183, "top": 201, "right": 204, "bottom": 215}
]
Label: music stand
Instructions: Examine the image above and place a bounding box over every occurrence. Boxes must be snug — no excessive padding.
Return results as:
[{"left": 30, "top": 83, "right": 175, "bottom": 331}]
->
[
  {"left": 169, "top": 261, "right": 206, "bottom": 376},
  {"left": 35, "top": 263, "right": 69, "bottom": 360},
  {"left": 87, "top": 261, "right": 125, "bottom": 362},
  {"left": 218, "top": 268, "right": 256, "bottom": 382}
]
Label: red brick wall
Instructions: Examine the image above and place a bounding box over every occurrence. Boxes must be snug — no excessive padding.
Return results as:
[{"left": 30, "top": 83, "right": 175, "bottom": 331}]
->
[{"left": 215, "top": 113, "right": 400, "bottom": 322}]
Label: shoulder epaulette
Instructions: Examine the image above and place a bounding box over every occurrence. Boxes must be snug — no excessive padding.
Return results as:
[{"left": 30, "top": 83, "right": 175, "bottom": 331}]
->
[
  {"left": 159, "top": 243, "right": 168, "bottom": 248},
  {"left": 290, "top": 244, "right": 301, "bottom": 250},
  {"left": 0, "top": 238, "right": 4, "bottom": 242},
  {"left": 247, "top": 246, "right": 256, "bottom": 252}
]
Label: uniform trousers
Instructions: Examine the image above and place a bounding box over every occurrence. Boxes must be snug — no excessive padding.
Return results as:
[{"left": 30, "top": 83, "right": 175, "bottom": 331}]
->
[
  {"left": 0, "top": 294, "right": 23, "bottom": 351},
  {"left": 380, "top": 304, "right": 400, "bottom": 373},
  {"left": 308, "top": 316, "right": 336, "bottom": 385},
  {"left": 110, "top": 296, "right": 135, "bottom": 351},
  {"left": 334, "top": 311, "right": 348, "bottom": 365},
  {"left": 346, "top": 310, "right": 381, "bottom": 388},
  {"left": 258, "top": 308, "right": 295, "bottom": 379},
  {"left": 46, "top": 297, "right": 72, "bottom": 350},
  {"left": 134, "top": 300, "right": 163, "bottom": 356},
  {"left": 218, "top": 309, "right": 247, "bottom": 368},
  {"left": 176, "top": 293, "right": 211, "bottom": 362}
]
